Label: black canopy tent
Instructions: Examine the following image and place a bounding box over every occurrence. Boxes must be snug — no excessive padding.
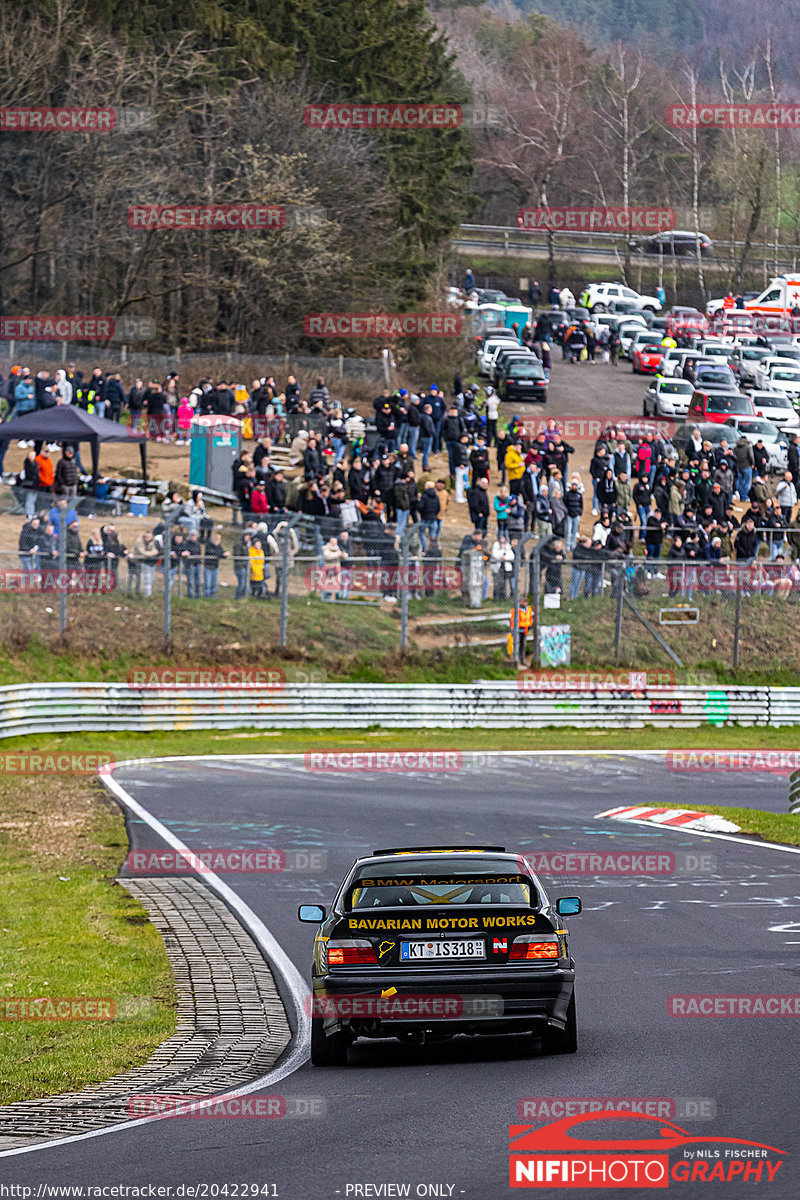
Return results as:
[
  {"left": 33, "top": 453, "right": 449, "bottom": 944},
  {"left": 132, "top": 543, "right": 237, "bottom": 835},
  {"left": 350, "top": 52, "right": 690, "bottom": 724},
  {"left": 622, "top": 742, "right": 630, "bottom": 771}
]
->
[{"left": 0, "top": 407, "right": 147, "bottom": 483}]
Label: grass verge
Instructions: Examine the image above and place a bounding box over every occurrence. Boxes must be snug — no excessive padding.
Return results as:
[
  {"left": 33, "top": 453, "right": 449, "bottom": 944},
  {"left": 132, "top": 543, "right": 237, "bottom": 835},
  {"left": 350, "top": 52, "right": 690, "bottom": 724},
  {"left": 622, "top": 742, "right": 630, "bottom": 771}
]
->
[{"left": 0, "top": 777, "right": 176, "bottom": 1105}]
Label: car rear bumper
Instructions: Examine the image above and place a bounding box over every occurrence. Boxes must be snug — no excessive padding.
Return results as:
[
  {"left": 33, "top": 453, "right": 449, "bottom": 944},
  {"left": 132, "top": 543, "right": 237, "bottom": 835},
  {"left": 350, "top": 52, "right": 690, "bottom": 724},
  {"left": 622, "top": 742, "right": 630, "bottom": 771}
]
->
[
  {"left": 313, "top": 967, "right": 575, "bottom": 1035},
  {"left": 503, "top": 387, "right": 548, "bottom": 403}
]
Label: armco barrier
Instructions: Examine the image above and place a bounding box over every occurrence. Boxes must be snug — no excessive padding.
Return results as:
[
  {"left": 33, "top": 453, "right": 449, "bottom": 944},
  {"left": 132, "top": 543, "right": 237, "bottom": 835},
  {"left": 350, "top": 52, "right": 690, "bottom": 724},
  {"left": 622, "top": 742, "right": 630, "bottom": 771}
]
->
[{"left": 0, "top": 682, "right": 792, "bottom": 736}]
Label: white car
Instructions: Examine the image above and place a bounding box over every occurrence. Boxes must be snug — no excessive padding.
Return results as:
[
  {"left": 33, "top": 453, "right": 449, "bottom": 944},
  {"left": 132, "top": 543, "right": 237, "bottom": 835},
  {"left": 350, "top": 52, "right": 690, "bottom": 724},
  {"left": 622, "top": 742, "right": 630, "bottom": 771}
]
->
[
  {"left": 643, "top": 377, "right": 694, "bottom": 418},
  {"left": 748, "top": 389, "right": 800, "bottom": 428},
  {"left": 723, "top": 417, "right": 790, "bottom": 472},
  {"left": 761, "top": 363, "right": 800, "bottom": 400},
  {"left": 618, "top": 322, "right": 653, "bottom": 357},
  {"left": 692, "top": 340, "right": 731, "bottom": 361},
  {"left": 580, "top": 282, "right": 662, "bottom": 314},
  {"left": 477, "top": 334, "right": 519, "bottom": 375},
  {"left": 730, "top": 345, "right": 774, "bottom": 386}
]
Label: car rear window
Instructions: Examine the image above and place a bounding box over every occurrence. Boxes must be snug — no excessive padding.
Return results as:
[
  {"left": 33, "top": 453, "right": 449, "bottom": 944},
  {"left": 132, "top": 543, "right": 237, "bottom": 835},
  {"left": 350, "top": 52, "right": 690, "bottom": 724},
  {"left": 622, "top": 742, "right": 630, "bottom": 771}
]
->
[
  {"left": 706, "top": 394, "right": 753, "bottom": 413},
  {"left": 348, "top": 872, "right": 535, "bottom": 909}
]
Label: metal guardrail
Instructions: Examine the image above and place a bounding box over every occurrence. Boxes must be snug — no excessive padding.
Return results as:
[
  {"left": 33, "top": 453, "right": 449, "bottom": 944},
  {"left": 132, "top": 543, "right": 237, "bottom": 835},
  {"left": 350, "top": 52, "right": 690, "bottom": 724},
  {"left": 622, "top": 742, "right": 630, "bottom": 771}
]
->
[
  {"left": 0, "top": 682, "right": 792, "bottom": 736},
  {"left": 790, "top": 768, "right": 800, "bottom": 813},
  {"left": 455, "top": 224, "right": 800, "bottom": 273}
]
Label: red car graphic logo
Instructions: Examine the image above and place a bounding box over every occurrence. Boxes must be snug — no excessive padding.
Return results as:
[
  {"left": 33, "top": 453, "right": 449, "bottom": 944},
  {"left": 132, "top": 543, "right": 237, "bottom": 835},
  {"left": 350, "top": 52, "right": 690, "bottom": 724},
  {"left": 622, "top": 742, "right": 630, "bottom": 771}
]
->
[{"left": 510, "top": 1111, "right": 785, "bottom": 1155}]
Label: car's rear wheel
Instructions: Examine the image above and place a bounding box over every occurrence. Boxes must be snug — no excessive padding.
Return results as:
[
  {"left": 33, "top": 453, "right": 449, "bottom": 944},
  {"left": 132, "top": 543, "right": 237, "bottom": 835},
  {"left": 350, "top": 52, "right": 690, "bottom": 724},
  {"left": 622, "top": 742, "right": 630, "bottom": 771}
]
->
[
  {"left": 643, "top": 305, "right": 657, "bottom": 313},
  {"left": 591, "top": 303, "right": 606, "bottom": 314},
  {"left": 310, "top": 1017, "right": 349, "bottom": 1066},
  {"left": 540, "top": 992, "right": 577, "bottom": 1055},
  {"left": 643, "top": 399, "right": 649, "bottom": 416}
]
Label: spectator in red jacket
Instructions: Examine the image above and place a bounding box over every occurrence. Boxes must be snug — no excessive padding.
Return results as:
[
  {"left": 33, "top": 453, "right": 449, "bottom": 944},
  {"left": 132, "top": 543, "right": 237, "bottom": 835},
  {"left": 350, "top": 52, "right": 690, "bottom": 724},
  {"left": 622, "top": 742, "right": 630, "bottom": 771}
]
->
[{"left": 250, "top": 481, "right": 270, "bottom": 515}]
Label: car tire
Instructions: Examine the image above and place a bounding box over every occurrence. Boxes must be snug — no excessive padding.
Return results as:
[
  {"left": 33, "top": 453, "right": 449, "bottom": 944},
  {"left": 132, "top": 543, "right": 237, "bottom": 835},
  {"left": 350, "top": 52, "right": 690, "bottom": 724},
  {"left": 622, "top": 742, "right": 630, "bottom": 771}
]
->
[
  {"left": 643, "top": 400, "right": 649, "bottom": 416},
  {"left": 310, "top": 1017, "right": 349, "bottom": 1067},
  {"left": 540, "top": 992, "right": 577, "bottom": 1055},
  {"left": 591, "top": 304, "right": 606, "bottom": 314},
  {"left": 642, "top": 305, "right": 657, "bottom": 313}
]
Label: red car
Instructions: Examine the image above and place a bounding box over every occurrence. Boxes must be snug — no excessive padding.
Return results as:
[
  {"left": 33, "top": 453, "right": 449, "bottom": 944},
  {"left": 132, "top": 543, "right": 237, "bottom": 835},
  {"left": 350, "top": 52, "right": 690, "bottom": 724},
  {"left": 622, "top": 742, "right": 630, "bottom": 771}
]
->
[{"left": 632, "top": 342, "right": 664, "bottom": 374}]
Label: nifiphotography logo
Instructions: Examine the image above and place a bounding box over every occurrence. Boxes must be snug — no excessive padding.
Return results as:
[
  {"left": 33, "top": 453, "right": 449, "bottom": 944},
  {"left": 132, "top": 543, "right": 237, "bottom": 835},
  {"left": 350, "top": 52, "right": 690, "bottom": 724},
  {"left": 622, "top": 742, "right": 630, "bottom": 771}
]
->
[{"left": 509, "top": 1111, "right": 785, "bottom": 1188}]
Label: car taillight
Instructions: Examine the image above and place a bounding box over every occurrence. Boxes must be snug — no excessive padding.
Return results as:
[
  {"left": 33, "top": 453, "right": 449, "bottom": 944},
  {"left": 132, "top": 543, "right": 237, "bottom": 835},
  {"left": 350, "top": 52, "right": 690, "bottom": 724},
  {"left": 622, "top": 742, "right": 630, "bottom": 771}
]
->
[
  {"left": 326, "top": 939, "right": 377, "bottom": 967},
  {"left": 509, "top": 937, "right": 560, "bottom": 961}
]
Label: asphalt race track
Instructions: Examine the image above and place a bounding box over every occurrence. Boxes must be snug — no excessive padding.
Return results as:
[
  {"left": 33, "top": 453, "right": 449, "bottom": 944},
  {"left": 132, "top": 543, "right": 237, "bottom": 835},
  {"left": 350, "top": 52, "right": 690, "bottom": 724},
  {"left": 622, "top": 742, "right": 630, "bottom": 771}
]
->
[{"left": 2, "top": 752, "right": 799, "bottom": 1199}]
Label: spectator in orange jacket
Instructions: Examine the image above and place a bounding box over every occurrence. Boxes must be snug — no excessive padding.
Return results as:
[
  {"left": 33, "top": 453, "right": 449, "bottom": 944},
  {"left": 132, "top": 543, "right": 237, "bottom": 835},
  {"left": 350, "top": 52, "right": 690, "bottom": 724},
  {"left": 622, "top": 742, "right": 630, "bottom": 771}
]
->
[{"left": 35, "top": 447, "right": 55, "bottom": 490}]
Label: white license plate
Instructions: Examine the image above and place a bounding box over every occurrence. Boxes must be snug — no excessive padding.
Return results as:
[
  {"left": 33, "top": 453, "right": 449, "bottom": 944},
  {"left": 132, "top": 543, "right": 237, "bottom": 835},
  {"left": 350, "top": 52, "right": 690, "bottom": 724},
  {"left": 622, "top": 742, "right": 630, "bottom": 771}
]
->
[
  {"left": 517, "top": 380, "right": 534, "bottom": 386},
  {"left": 401, "top": 939, "right": 485, "bottom": 960}
]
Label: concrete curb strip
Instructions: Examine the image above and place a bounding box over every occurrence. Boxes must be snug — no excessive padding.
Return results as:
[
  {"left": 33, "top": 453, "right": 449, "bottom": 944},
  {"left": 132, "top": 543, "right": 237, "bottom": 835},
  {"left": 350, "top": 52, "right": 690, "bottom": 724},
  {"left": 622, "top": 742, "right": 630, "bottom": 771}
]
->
[{"left": 0, "top": 878, "right": 291, "bottom": 1149}]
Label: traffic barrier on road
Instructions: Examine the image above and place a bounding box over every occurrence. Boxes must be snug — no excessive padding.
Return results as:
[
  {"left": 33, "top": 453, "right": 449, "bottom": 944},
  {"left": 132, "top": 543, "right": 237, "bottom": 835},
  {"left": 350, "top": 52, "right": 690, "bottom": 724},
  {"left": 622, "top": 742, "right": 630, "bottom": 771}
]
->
[{"left": 0, "top": 682, "right": 796, "bottom": 737}]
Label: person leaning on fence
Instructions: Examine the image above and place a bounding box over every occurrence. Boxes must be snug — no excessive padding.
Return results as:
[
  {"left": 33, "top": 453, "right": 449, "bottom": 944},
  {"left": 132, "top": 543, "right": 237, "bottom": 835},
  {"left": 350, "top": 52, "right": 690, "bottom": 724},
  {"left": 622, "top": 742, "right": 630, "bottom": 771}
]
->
[
  {"left": 490, "top": 534, "right": 514, "bottom": 599},
  {"left": 248, "top": 537, "right": 266, "bottom": 598},
  {"left": 131, "top": 530, "right": 159, "bottom": 596},
  {"left": 272, "top": 521, "right": 298, "bottom": 597},
  {"left": 18, "top": 517, "right": 40, "bottom": 569},
  {"left": 203, "top": 532, "right": 229, "bottom": 598},
  {"left": 17, "top": 450, "right": 40, "bottom": 517},
  {"left": 232, "top": 530, "right": 252, "bottom": 599},
  {"left": 418, "top": 480, "right": 440, "bottom": 550}
]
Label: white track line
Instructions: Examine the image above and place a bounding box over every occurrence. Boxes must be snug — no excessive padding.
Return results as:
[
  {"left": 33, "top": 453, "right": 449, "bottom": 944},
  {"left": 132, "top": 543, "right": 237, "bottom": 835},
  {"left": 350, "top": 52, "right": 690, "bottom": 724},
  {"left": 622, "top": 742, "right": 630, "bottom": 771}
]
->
[{"left": 0, "top": 770, "right": 311, "bottom": 1160}]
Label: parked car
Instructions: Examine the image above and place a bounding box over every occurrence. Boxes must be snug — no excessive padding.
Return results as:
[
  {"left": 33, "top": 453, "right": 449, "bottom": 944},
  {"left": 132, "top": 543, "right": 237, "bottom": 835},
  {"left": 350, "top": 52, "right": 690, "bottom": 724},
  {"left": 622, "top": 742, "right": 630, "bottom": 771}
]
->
[
  {"left": 723, "top": 417, "right": 790, "bottom": 472},
  {"left": 687, "top": 390, "right": 756, "bottom": 424},
  {"left": 619, "top": 322, "right": 654, "bottom": 358},
  {"left": 692, "top": 364, "right": 739, "bottom": 392},
  {"left": 632, "top": 341, "right": 665, "bottom": 375},
  {"left": 477, "top": 332, "right": 519, "bottom": 375},
  {"left": 665, "top": 306, "right": 708, "bottom": 340},
  {"left": 630, "top": 230, "right": 713, "bottom": 257},
  {"left": 759, "top": 362, "right": 800, "bottom": 401},
  {"left": 498, "top": 357, "right": 548, "bottom": 403},
  {"left": 492, "top": 348, "right": 536, "bottom": 388},
  {"left": 729, "top": 345, "right": 774, "bottom": 386},
  {"left": 643, "top": 377, "right": 694, "bottom": 419},
  {"left": 579, "top": 282, "right": 662, "bottom": 314},
  {"left": 662, "top": 349, "right": 706, "bottom": 378},
  {"left": 747, "top": 389, "right": 800, "bottom": 428}
]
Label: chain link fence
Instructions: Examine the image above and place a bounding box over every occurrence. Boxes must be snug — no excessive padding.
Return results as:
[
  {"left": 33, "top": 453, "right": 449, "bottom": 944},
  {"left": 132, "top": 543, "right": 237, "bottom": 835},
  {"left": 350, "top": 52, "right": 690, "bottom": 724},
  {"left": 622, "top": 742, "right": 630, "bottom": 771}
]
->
[{"left": 1, "top": 512, "right": 800, "bottom": 675}]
